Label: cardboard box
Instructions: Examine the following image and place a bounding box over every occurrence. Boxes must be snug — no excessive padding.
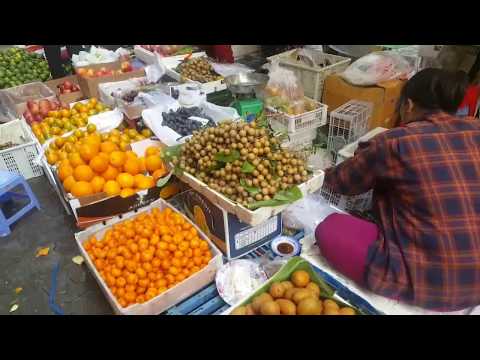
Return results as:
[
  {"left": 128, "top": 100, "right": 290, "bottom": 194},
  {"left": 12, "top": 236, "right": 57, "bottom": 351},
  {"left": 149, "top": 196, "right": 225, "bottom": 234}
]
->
[
  {"left": 75, "top": 198, "right": 224, "bottom": 315},
  {"left": 45, "top": 75, "right": 85, "bottom": 104},
  {"left": 78, "top": 68, "right": 146, "bottom": 99},
  {"left": 74, "top": 59, "right": 121, "bottom": 74},
  {"left": 323, "top": 74, "right": 406, "bottom": 129},
  {"left": 175, "top": 187, "right": 282, "bottom": 259}
]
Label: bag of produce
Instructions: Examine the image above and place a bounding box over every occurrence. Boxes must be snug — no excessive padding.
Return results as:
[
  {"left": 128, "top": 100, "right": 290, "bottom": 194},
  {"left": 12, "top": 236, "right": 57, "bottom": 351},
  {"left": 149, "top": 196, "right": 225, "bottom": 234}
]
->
[
  {"left": 263, "top": 60, "right": 315, "bottom": 116},
  {"left": 72, "top": 46, "right": 119, "bottom": 67},
  {"left": 341, "top": 51, "right": 413, "bottom": 86}
]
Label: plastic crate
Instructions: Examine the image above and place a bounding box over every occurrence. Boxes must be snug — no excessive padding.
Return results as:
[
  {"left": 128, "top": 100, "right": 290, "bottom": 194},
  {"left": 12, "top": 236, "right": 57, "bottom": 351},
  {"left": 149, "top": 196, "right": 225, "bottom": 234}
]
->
[
  {"left": 267, "top": 49, "right": 351, "bottom": 101},
  {"left": 280, "top": 127, "right": 318, "bottom": 151},
  {"left": 320, "top": 186, "right": 372, "bottom": 213},
  {"left": 336, "top": 127, "right": 388, "bottom": 165},
  {"left": 0, "top": 120, "right": 43, "bottom": 179},
  {"left": 327, "top": 100, "right": 373, "bottom": 163},
  {"left": 267, "top": 99, "right": 328, "bottom": 134}
]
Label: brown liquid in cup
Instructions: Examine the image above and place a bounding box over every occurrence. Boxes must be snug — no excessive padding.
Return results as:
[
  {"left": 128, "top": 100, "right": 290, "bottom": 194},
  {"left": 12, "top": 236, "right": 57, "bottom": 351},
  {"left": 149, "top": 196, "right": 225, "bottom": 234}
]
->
[{"left": 278, "top": 242, "right": 294, "bottom": 254}]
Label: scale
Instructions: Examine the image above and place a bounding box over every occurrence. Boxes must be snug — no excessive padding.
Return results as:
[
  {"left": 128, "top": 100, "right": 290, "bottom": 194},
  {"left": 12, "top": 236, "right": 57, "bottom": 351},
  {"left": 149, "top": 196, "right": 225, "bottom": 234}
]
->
[{"left": 225, "top": 73, "right": 268, "bottom": 122}]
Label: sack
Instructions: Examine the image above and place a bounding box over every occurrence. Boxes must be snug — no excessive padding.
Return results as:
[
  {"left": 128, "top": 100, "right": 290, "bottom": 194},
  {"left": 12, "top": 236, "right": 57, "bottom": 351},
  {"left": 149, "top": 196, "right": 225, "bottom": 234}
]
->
[{"left": 341, "top": 51, "right": 413, "bottom": 86}]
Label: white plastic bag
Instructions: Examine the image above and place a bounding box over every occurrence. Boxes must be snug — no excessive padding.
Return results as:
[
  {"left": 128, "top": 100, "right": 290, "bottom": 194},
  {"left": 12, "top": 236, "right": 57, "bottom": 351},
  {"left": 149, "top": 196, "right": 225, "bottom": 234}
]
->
[
  {"left": 210, "top": 62, "right": 254, "bottom": 78},
  {"left": 88, "top": 109, "right": 124, "bottom": 134},
  {"left": 341, "top": 51, "right": 413, "bottom": 86},
  {"left": 98, "top": 78, "right": 147, "bottom": 107},
  {"left": 282, "top": 193, "right": 342, "bottom": 234},
  {"left": 72, "top": 46, "right": 119, "bottom": 67}
]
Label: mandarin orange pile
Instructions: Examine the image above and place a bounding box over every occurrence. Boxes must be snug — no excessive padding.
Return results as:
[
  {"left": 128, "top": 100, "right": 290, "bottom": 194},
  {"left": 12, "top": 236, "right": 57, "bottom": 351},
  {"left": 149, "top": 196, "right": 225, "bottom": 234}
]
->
[
  {"left": 31, "top": 98, "right": 110, "bottom": 144},
  {"left": 57, "top": 139, "right": 165, "bottom": 199},
  {"left": 83, "top": 207, "right": 213, "bottom": 308}
]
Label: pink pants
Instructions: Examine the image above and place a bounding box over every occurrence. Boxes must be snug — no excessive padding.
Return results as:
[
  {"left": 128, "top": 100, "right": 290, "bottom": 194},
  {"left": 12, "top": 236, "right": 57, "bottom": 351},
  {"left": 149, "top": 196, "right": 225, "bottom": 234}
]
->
[{"left": 315, "top": 213, "right": 379, "bottom": 285}]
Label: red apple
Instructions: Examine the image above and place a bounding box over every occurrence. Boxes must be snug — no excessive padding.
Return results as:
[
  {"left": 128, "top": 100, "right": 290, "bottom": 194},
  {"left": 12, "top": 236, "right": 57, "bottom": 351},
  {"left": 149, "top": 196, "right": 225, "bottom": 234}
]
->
[
  {"left": 27, "top": 100, "right": 39, "bottom": 115},
  {"left": 63, "top": 81, "right": 73, "bottom": 90},
  {"left": 34, "top": 114, "right": 43, "bottom": 122}
]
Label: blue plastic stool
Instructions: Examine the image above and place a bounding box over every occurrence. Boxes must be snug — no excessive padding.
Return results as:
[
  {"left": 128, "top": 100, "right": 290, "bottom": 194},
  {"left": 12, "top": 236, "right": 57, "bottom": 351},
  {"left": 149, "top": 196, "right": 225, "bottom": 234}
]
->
[{"left": 0, "top": 171, "right": 40, "bottom": 237}]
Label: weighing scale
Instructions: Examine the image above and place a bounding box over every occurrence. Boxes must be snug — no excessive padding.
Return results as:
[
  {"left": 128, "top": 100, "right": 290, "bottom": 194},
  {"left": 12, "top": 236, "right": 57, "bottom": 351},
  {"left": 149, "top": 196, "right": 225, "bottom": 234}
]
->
[{"left": 225, "top": 73, "right": 268, "bottom": 122}]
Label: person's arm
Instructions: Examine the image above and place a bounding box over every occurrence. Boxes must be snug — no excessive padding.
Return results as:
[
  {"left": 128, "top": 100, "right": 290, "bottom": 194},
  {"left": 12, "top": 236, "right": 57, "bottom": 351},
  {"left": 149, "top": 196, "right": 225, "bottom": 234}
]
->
[{"left": 324, "top": 139, "right": 383, "bottom": 196}]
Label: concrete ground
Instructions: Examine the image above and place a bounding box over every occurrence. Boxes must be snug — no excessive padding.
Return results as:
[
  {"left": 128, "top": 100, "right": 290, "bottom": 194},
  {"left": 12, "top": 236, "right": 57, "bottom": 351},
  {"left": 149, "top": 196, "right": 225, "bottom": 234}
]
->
[{"left": 0, "top": 175, "right": 113, "bottom": 315}]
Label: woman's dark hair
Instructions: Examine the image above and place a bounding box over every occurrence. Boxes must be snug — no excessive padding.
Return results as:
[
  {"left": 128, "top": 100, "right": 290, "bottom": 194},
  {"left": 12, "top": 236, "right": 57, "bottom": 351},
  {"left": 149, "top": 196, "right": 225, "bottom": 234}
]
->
[{"left": 396, "top": 68, "right": 469, "bottom": 115}]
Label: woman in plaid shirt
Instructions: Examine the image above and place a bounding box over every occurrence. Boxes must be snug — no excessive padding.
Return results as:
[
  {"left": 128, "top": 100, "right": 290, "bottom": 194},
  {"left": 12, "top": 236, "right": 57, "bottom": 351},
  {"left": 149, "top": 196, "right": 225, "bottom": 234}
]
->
[{"left": 316, "top": 69, "right": 480, "bottom": 312}]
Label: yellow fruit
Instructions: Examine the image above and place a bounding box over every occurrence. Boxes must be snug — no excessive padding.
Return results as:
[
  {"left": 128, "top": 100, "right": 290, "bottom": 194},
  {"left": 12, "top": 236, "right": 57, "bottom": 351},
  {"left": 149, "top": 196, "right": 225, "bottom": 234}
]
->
[
  {"left": 145, "top": 146, "right": 160, "bottom": 157},
  {"left": 141, "top": 129, "right": 153, "bottom": 138},
  {"left": 109, "top": 135, "right": 121, "bottom": 145},
  {"left": 119, "top": 141, "right": 129, "bottom": 152},
  {"left": 58, "top": 165, "right": 74, "bottom": 182},
  {"left": 152, "top": 168, "right": 167, "bottom": 182},
  {"left": 120, "top": 188, "right": 136, "bottom": 198},
  {"left": 69, "top": 153, "right": 85, "bottom": 168},
  {"left": 89, "top": 156, "right": 109, "bottom": 174},
  {"left": 103, "top": 180, "right": 121, "bottom": 197},
  {"left": 137, "top": 176, "right": 155, "bottom": 190},
  {"left": 79, "top": 143, "right": 99, "bottom": 162},
  {"left": 74, "top": 130, "right": 85, "bottom": 139},
  {"left": 90, "top": 176, "right": 106, "bottom": 193},
  {"left": 109, "top": 151, "right": 126, "bottom": 168},
  {"left": 127, "top": 129, "right": 138, "bottom": 139},
  {"left": 133, "top": 174, "right": 146, "bottom": 188},
  {"left": 46, "top": 152, "right": 59, "bottom": 165},
  {"left": 101, "top": 165, "right": 119, "bottom": 181},
  {"left": 55, "top": 137, "right": 65, "bottom": 149},
  {"left": 138, "top": 157, "right": 146, "bottom": 173},
  {"left": 117, "top": 173, "right": 135, "bottom": 189},
  {"left": 291, "top": 270, "right": 310, "bottom": 288},
  {"left": 73, "top": 165, "right": 94, "bottom": 182},
  {"left": 123, "top": 158, "right": 140, "bottom": 176},
  {"left": 63, "top": 176, "right": 76, "bottom": 193},
  {"left": 100, "top": 141, "right": 118, "bottom": 154},
  {"left": 145, "top": 155, "right": 163, "bottom": 173},
  {"left": 71, "top": 181, "right": 93, "bottom": 198}
]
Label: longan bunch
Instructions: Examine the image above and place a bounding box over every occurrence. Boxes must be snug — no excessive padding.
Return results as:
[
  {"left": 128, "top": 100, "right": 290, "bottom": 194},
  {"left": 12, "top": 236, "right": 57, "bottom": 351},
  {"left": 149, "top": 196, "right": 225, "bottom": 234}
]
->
[{"left": 172, "top": 121, "right": 309, "bottom": 207}]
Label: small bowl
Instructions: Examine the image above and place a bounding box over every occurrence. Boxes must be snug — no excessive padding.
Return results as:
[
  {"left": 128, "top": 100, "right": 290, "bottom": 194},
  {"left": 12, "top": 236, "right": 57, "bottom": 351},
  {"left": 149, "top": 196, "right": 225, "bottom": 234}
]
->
[{"left": 271, "top": 236, "right": 301, "bottom": 258}]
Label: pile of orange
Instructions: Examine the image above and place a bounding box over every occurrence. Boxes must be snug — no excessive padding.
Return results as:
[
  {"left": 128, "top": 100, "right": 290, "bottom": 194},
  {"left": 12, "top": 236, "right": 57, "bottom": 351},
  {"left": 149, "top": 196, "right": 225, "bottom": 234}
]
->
[
  {"left": 31, "top": 98, "right": 111, "bottom": 144},
  {"left": 83, "top": 207, "right": 212, "bottom": 308},
  {"left": 57, "top": 139, "right": 167, "bottom": 199}
]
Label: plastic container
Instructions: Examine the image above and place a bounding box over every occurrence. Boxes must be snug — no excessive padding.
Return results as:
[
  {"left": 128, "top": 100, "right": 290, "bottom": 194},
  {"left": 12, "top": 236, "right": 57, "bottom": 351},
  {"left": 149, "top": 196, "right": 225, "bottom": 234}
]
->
[
  {"left": 224, "top": 256, "right": 365, "bottom": 315},
  {"left": 267, "top": 49, "right": 351, "bottom": 101},
  {"left": 74, "top": 198, "right": 223, "bottom": 315},
  {"left": 280, "top": 127, "right": 318, "bottom": 151},
  {"left": 267, "top": 98, "right": 328, "bottom": 134},
  {"left": 0, "top": 120, "right": 43, "bottom": 179},
  {"left": 327, "top": 100, "right": 373, "bottom": 163}
]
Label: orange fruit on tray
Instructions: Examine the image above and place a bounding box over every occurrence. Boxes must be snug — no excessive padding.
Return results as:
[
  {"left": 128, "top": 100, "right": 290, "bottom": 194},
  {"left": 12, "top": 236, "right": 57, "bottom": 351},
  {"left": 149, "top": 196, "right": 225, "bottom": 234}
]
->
[
  {"left": 79, "top": 143, "right": 99, "bottom": 162},
  {"left": 145, "top": 146, "right": 160, "bottom": 157},
  {"left": 73, "top": 165, "right": 94, "bottom": 182},
  {"left": 101, "top": 141, "right": 119, "bottom": 154},
  {"left": 138, "top": 157, "right": 147, "bottom": 173},
  {"left": 89, "top": 155, "right": 109, "bottom": 174},
  {"left": 117, "top": 173, "right": 135, "bottom": 189},
  {"left": 145, "top": 155, "right": 163, "bottom": 173},
  {"left": 71, "top": 181, "right": 94, "bottom": 198},
  {"left": 101, "top": 165, "right": 119, "bottom": 181},
  {"left": 58, "top": 164, "right": 74, "bottom": 182},
  {"left": 152, "top": 168, "right": 167, "bottom": 182},
  {"left": 91, "top": 176, "right": 106, "bottom": 193},
  {"left": 110, "top": 151, "right": 126, "bottom": 168},
  {"left": 123, "top": 158, "right": 140, "bottom": 176},
  {"left": 63, "top": 175, "right": 76, "bottom": 193},
  {"left": 104, "top": 180, "right": 121, "bottom": 197},
  {"left": 120, "top": 188, "right": 136, "bottom": 198},
  {"left": 69, "top": 153, "right": 85, "bottom": 167}
]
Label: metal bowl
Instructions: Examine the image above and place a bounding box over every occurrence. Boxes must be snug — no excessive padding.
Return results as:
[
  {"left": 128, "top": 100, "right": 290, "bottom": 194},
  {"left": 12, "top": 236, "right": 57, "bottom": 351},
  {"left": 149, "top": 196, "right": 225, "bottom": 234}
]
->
[{"left": 225, "top": 72, "right": 269, "bottom": 96}]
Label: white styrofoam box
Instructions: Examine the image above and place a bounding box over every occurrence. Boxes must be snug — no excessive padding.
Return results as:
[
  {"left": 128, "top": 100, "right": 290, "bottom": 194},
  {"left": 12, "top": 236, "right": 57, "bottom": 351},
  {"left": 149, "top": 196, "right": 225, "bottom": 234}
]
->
[
  {"left": 165, "top": 67, "right": 227, "bottom": 95},
  {"left": 336, "top": 127, "right": 388, "bottom": 165},
  {"left": 267, "top": 99, "right": 328, "bottom": 134},
  {"left": 280, "top": 127, "right": 318, "bottom": 151},
  {"left": 134, "top": 46, "right": 206, "bottom": 67},
  {"left": 0, "top": 120, "right": 43, "bottom": 179},
  {"left": 74, "top": 198, "right": 223, "bottom": 315}
]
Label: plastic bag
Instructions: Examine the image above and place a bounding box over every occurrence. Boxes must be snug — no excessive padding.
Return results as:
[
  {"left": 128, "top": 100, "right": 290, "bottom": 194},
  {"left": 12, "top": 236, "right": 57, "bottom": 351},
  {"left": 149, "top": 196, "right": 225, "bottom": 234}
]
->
[
  {"left": 72, "top": 46, "right": 119, "bottom": 67},
  {"left": 282, "top": 193, "right": 342, "bottom": 234},
  {"left": 264, "top": 60, "right": 304, "bottom": 102},
  {"left": 341, "top": 51, "right": 413, "bottom": 86},
  {"left": 210, "top": 62, "right": 254, "bottom": 78}
]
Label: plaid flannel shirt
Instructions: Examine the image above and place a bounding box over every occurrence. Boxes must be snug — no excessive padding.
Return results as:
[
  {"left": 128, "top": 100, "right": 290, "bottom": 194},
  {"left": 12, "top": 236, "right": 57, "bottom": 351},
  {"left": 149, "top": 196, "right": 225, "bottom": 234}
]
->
[{"left": 324, "top": 112, "right": 480, "bottom": 311}]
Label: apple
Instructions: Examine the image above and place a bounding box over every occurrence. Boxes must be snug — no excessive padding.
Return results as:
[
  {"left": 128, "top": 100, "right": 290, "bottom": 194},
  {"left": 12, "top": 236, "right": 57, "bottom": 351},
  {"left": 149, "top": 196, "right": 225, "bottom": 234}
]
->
[
  {"left": 86, "top": 69, "right": 95, "bottom": 77},
  {"left": 27, "top": 100, "right": 40, "bottom": 115},
  {"left": 95, "top": 70, "right": 104, "bottom": 77},
  {"left": 63, "top": 81, "right": 73, "bottom": 90},
  {"left": 77, "top": 68, "right": 87, "bottom": 76},
  {"left": 34, "top": 114, "right": 43, "bottom": 122}
]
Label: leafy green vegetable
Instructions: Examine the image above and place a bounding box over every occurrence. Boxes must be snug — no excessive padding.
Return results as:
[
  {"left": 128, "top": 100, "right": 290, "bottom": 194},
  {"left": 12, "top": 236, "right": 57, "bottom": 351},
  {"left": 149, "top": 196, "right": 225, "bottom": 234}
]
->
[
  {"left": 241, "top": 161, "right": 255, "bottom": 173},
  {"left": 214, "top": 149, "right": 240, "bottom": 163},
  {"left": 246, "top": 186, "right": 303, "bottom": 210},
  {"left": 240, "top": 179, "right": 260, "bottom": 195}
]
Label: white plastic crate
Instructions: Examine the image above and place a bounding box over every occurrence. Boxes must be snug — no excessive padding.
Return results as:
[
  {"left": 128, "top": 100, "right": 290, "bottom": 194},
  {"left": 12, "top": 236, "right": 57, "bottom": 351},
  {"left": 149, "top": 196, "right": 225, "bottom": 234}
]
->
[
  {"left": 327, "top": 100, "right": 373, "bottom": 162},
  {"left": 280, "top": 127, "right": 318, "bottom": 151},
  {"left": 267, "top": 49, "right": 351, "bottom": 102},
  {"left": 336, "top": 127, "right": 388, "bottom": 165},
  {"left": 320, "top": 186, "right": 372, "bottom": 213},
  {"left": 75, "top": 198, "right": 223, "bottom": 315},
  {"left": 267, "top": 99, "right": 328, "bottom": 134},
  {"left": 0, "top": 120, "right": 43, "bottom": 179}
]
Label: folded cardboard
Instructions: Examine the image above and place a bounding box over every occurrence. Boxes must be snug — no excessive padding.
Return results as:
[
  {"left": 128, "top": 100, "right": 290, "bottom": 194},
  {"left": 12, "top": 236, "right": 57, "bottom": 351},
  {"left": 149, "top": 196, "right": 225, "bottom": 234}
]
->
[
  {"left": 176, "top": 186, "right": 282, "bottom": 259},
  {"left": 45, "top": 75, "right": 85, "bottom": 104},
  {"left": 78, "top": 68, "right": 146, "bottom": 99},
  {"left": 323, "top": 74, "right": 405, "bottom": 129}
]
